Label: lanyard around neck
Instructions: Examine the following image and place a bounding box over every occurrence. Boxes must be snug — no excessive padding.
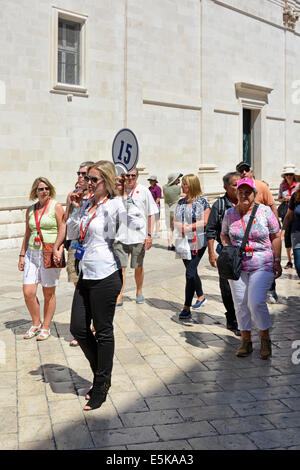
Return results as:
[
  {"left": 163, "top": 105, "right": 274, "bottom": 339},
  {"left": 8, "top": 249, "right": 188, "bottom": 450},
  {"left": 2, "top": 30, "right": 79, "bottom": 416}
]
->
[
  {"left": 240, "top": 212, "right": 255, "bottom": 243},
  {"left": 80, "top": 195, "right": 109, "bottom": 242},
  {"left": 128, "top": 185, "right": 137, "bottom": 199},
  {"left": 35, "top": 199, "right": 50, "bottom": 235}
]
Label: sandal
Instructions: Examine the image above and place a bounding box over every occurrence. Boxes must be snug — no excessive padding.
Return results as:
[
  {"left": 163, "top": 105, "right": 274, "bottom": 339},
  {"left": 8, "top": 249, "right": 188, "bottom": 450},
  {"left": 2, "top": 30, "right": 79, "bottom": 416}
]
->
[
  {"left": 84, "top": 381, "right": 110, "bottom": 411},
  {"left": 24, "top": 323, "right": 41, "bottom": 339},
  {"left": 36, "top": 329, "right": 51, "bottom": 341}
]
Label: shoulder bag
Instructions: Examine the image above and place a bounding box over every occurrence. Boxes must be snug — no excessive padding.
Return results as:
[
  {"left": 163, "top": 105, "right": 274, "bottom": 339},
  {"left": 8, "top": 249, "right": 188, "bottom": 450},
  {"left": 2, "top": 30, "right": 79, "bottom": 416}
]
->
[
  {"left": 217, "top": 203, "right": 259, "bottom": 280},
  {"left": 40, "top": 230, "right": 66, "bottom": 269},
  {"left": 277, "top": 201, "right": 288, "bottom": 220}
]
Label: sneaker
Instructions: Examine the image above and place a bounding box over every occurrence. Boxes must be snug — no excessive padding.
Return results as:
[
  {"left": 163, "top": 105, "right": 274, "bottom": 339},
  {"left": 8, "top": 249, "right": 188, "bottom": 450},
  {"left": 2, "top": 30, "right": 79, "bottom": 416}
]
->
[
  {"left": 136, "top": 294, "right": 145, "bottom": 304},
  {"left": 192, "top": 297, "right": 207, "bottom": 309},
  {"left": 179, "top": 309, "right": 191, "bottom": 320},
  {"left": 267, "top": 291, "right": 278, "bottom": 304},
  {"left": 260, "top": 338, "right": 272, "bottom": 360},
  {"left": 284, "top": 261, "right": 293, "bottom": 269},
  {"left": 236, "top": 339, "right": 253, "bottom": 357}
]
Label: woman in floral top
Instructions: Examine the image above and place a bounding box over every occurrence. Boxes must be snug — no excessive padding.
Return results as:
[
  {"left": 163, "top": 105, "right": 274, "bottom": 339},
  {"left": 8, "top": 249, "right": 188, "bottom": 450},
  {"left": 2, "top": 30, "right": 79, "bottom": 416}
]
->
[
  {"left": 174, "top": 174, "right": 210, "bottom": 320},
  {"left": 221, "top": 178, "right": 282, "bottom": 359}
]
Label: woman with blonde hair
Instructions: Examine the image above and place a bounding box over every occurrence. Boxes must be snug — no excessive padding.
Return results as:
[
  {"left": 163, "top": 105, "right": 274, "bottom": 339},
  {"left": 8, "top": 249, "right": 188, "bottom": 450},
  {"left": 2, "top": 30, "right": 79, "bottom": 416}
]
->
[
  {"left": 64, "top": 160, "right": 126, "bottom": 411},
  {"left": 174, "top": 174, "right": 210, "bottom": 320},
  {"left": 18, "top": 177, "right": 64, "bottom": 341},
  {"left": 282, "top": 184, "right": 300, "bottom": 278}
]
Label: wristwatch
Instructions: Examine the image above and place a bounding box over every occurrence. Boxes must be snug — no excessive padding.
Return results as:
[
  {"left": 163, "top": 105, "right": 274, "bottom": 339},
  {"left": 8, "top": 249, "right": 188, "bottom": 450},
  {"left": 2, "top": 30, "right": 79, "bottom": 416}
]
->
[
  {"left": 274, "top": 258, "right": 281, "bottom": 262},
  {"left": 147, "top": 233, "right": 152, "bottom": 238}
]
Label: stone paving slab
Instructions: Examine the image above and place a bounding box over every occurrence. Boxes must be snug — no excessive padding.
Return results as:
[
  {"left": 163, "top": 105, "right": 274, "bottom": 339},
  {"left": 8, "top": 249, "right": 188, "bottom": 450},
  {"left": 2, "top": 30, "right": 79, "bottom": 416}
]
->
[{"left": 0, "top": 244, "right": 300, "bottom": 450}]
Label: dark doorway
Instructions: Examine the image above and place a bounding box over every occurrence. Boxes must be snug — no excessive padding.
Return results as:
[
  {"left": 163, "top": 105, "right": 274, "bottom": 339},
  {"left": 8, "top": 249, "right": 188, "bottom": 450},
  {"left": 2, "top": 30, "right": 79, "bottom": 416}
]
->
[{"left": 243, "top": 109, "right": 251, "bottom": 165}]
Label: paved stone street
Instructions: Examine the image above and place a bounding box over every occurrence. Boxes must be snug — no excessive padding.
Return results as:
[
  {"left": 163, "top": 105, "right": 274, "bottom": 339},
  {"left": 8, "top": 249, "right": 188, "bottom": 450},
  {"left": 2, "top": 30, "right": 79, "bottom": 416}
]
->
[{"left": 0, "top": 241, "right": 300, "bottom": 450}]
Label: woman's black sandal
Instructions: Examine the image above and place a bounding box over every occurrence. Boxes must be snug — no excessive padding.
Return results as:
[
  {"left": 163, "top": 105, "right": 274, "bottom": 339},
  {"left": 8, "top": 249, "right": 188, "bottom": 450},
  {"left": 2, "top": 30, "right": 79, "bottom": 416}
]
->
[{"left": 84, "top": 381, "right": 110, "bottom": 411}]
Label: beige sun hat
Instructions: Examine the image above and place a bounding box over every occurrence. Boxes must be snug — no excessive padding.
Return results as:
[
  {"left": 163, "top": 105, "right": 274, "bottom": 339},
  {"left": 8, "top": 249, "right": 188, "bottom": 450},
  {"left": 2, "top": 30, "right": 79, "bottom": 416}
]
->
[
  {"left": 147, "top": 175, "right": 158, "bottom": 182},
  {"left": 281, "top": 163, "right": 297, "bottom": 178}
]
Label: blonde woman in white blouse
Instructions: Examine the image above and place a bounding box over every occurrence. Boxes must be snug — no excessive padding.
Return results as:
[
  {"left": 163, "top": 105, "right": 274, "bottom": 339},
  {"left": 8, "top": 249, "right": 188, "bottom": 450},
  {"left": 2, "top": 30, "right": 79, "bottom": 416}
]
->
[{"left": 62, "top": 161, "right": 126, "bottom": 411}]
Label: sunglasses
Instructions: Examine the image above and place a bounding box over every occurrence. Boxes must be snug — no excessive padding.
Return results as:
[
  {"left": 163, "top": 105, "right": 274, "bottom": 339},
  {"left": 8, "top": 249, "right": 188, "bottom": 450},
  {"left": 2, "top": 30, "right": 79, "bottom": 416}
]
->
[
  {"left": 238, "top": 168, "right": 250, "bottom": 173},
  {"left": 84, "top": 176, "right": 104, "bottom": 184},
  {"left": 77, "top": 171, "right": 87, "bottom": 176},
  {"left": 285, "top": 173, "right": 294, "bottom": 177},
  {"left": 125, "top": 174, "right": 137, "bottom": 179},
  {"left": 37, "top": 187, "right": 50, "bottom": 192}
]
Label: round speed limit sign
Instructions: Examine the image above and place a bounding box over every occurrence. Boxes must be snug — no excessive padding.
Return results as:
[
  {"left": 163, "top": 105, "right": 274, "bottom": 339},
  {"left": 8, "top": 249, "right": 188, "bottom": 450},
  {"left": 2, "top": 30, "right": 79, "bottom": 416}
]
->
[{"left": 112, "top": 128, "right": 139, "bottom": 175}]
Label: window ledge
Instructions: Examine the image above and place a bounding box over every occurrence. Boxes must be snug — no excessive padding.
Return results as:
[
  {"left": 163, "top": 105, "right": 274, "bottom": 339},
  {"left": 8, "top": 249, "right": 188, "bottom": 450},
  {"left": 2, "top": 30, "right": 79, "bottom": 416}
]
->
[{"left": 50, "top": 84, "right": 88, "bottom": 98}]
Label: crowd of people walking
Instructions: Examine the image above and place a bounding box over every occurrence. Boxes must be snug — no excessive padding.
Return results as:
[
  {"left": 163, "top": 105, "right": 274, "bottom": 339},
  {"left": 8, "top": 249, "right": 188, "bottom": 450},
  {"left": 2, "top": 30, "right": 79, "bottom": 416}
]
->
[{"left": 18, "top": 159, "right": 300, "bottom": 411}]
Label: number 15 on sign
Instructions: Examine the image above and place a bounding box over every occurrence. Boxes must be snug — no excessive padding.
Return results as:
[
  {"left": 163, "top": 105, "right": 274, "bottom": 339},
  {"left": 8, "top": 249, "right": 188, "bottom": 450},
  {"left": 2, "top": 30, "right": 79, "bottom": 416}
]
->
[{"left": 112, "top": 128, "right": 139, "bottom": 174}]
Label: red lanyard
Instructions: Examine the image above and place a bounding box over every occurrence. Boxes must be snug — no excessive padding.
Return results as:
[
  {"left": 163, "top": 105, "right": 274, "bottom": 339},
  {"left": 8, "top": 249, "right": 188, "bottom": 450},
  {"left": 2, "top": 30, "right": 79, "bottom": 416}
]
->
[
  {"left": 79, "top": 196, "right": 109, "bottom": 242},
  {"left": 35, "top": 199, "right": 50, "bottom": 235},
  {"left": 129, "top": 185, "right": 137, "bottom": 198},
  {"left": 241, "top": 215, "right": 255, "bottom": 243}
]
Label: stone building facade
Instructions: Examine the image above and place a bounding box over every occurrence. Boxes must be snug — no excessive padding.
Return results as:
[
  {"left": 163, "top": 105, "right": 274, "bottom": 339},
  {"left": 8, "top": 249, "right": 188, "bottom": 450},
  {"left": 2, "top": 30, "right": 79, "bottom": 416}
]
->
[{"left": 0, "top": 0, "right": 300, "bottom": 248}]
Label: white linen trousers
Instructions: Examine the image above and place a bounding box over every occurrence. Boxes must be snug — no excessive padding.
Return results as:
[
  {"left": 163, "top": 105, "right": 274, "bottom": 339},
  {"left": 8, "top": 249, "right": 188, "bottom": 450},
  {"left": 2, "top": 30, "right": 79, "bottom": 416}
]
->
[{"left": 229, "top": 270, "right": 274, "bottom": 331}]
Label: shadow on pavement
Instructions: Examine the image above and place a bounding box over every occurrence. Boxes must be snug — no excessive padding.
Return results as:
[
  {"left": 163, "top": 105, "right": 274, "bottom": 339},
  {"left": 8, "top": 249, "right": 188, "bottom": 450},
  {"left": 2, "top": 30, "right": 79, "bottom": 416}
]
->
[
  {"left": 4, "top": 293, "right": 300, "bottom": 450},
  {"left": 30, "top": 363, "right": 91, "bottom": 397}
]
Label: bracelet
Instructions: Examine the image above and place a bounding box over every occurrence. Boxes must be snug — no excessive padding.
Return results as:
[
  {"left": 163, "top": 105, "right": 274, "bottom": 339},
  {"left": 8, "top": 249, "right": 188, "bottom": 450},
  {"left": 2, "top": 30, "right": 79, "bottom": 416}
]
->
[
  {"left": 19, "top": 254, "right": 25, "bottom": 257},
  {"left": 274, "top": 258, "right": 281, "bottom": 262}
]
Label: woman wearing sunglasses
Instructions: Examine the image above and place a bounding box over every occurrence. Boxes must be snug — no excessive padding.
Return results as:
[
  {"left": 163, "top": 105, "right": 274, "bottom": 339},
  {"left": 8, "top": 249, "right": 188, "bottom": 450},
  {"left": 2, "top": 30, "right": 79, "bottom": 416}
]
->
[
  {"left": 18, "top": 177, "right": 64, "bottom": 341},
  {"left": 278, "top": 164, "right": 299, "bottom": 269},
  {"left": 65, "top": 161, "right": 126, "bottom": 411}
]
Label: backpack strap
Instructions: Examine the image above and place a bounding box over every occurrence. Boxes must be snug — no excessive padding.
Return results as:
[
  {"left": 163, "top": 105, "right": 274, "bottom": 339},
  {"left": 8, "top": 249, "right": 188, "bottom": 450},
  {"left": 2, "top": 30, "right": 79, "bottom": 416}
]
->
[{"left": 218, "top": 197, "right": 226, "bottom": 222}]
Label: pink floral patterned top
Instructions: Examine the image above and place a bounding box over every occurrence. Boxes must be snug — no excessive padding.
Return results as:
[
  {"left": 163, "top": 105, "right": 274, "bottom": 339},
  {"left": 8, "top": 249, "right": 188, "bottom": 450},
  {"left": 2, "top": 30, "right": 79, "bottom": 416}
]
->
[{"left": 221, "top": 204, "right": 280, "bottom": 273}]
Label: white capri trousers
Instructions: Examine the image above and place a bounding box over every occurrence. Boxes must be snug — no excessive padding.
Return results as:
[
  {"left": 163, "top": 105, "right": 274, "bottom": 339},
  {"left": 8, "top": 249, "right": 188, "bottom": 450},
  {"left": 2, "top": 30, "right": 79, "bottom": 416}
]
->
[
  {"left": 23, "top": 250, "right": 61, "bottom": 288},
  {"left": 229, "top": 270, "right": 274, "bottom": 331}
]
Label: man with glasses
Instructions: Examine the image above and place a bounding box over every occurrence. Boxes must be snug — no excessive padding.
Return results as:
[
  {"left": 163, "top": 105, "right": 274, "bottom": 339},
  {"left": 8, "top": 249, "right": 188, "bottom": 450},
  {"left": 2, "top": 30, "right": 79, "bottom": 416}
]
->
[
  {"left": 113, "top": 168, "right": 158, "bottom": 305},
  {"left": 236, "top": 161, "right": 279, "bottom": 303},
  {"left": 236, "top": 162, "right": 278, "bottom": 218},
  {"left": 54, "top": 160, "right": 94, "bottom": 346}
]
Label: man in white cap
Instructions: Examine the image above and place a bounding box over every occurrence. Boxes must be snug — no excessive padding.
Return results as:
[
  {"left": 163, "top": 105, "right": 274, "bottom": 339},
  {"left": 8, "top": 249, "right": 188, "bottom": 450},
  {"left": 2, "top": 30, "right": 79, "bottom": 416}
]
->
[{"left": 163, "top": 172, "right": 183, "bottom": 250}]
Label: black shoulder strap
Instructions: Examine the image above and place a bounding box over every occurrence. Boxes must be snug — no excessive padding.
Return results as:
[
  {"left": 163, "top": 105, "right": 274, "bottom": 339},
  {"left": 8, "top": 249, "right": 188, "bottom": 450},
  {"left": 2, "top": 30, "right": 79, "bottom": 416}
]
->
[{"left": 241, "top": 203, "right": 259, "bottom": 251}]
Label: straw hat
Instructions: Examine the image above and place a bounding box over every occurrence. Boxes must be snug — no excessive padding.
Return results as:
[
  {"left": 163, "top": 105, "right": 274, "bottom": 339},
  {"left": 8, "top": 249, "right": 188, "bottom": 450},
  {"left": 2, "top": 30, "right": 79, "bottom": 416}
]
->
[{"left": 281, "top": 163, "right": 297, "bottom": 178}]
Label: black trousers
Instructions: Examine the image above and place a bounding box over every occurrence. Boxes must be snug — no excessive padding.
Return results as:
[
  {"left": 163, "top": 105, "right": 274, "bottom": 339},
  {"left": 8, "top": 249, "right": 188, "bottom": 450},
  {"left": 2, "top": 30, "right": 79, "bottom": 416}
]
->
[
  {"left": 70, "top": 270, "right": 122, "bottom": 385},
  {"left": 219, "top": 276, "right": 237, "bottom": 324},
  {"left": 182, "top": 247, "right": 206, "bottom": 307}
]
